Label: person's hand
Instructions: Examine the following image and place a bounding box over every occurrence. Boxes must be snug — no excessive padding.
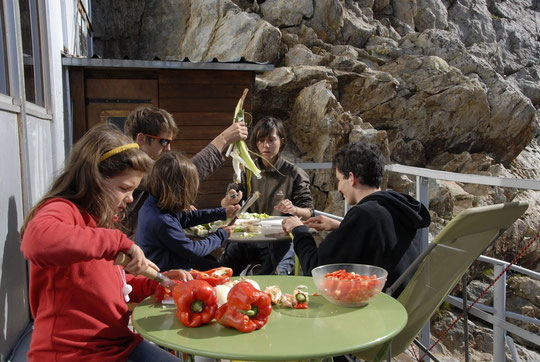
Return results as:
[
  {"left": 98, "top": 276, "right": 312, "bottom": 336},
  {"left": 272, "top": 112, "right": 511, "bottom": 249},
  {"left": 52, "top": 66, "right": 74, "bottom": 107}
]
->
[
  {"left": 220, "top": 225, "right": 235, "bottom": 238},
  {"left": 274, "top": 198, "right": 297, "bottom": 216},
  {"left": 221, "top": 122, "right": 248, "bottom": 144},
  {"left": 221, "top": 189, "right": 243, "bottom": 207},
  {"left": 282, "top": 216, "right": 303, "bottom": 233},
  {"left": 187, "top": 205, "right": 197, "bottom": 211},
  {"left": 163, "top": 269, "right": 193, "bottom": 282},
  {"left": 225, "top": 204, "right": 241, "bottom": 219},
  {"left": 303, "top": 215, "right": 340, "bottom": 232},
  {"left": 211, "top": 122, "right": 249, "bottom": 152},
  {"left": 125, "top": 244, "right": 159, "bottom": 275}
]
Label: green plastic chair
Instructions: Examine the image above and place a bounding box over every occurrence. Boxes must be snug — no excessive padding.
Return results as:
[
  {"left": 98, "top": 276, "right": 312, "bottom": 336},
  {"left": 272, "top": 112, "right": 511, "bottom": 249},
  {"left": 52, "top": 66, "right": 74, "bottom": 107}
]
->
[{"left": 354, "top": 201, "right": 529, "bottom": 361}]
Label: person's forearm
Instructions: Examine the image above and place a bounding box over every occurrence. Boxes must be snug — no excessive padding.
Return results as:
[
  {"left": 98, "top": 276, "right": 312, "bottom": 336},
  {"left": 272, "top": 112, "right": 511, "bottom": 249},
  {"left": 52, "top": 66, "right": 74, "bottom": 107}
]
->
[
  {"left": 210, "top": 134, "right": 228, "bottom": 153},
  {"left": 295, "top": 207, "right": 312, "bottom": 220},
  {"left": 329, "top": 218, "right": 341, "bottom": 230},
  {"left": 191, "top": 144, "right": 224, "bottom": 181}
]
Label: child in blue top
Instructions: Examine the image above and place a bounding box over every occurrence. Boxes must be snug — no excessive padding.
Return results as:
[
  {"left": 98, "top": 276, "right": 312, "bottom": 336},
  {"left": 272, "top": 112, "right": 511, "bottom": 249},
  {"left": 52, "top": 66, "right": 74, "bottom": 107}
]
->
[{"left": 137, "top": 151, "right": 239, "bottom": 271}]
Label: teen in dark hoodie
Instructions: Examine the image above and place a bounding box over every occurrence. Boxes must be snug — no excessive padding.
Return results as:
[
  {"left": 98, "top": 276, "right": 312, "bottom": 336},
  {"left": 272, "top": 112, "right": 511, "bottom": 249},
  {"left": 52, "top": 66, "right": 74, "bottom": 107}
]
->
[{"left": 282, "top": 142, "right": 430, "bottom": 295}]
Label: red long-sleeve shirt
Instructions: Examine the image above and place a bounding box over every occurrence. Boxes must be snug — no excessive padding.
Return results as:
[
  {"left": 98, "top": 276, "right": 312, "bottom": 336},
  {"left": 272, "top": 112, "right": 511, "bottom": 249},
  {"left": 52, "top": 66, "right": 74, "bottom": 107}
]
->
[{"left": 21, "top": 198, "right": 158, "bottom": 361}]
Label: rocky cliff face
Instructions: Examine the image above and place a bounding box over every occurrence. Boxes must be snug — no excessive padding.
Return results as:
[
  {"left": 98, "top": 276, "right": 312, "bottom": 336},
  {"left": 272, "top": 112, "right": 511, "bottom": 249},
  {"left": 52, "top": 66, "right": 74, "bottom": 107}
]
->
[
  {"left": 92, "top": 1, "right": 539, "bottom": 357},
  {"left": 92, "top": 0, "right": 539, "bottom": 164},
  {"left": 92, "top": 0, "right": 539, "bottom": 256}
]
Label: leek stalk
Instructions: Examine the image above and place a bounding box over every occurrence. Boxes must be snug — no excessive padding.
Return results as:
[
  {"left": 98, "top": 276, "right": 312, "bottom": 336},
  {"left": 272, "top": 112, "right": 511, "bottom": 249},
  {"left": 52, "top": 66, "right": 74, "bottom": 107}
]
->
[{"left": 227, "top": 89, "right": 261, "bottom": 183}]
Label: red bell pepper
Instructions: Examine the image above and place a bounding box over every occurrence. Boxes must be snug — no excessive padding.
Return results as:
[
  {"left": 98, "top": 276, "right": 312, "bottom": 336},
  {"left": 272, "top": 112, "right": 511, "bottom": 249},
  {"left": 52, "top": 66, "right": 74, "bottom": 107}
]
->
[
  {"left": 215, "top": 281, "right": 272, "bottom": 333},
  {"left": 172, "top": 279, "right": 217, "bottom": 327},
  {"left": 154, "top": 280, "right": 183, "bottom": 302},
  {"left": 189, "top": 267, "right": 233, "bottom": 286}
]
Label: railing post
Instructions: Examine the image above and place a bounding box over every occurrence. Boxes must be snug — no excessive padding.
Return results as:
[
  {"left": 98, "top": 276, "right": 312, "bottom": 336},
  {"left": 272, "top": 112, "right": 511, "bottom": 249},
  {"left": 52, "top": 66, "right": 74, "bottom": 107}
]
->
[
  {"left": 506, "top": 335, "right": 518, "bottom": 362},
  {"left": 493, "top": 263, "right": 507, "bottom": 362},
  {"left": 462, "top": 274, "right": 470, "bottom": 362},
  {"left": 416, "top": 176, "right": 431, "bottom": 358}
]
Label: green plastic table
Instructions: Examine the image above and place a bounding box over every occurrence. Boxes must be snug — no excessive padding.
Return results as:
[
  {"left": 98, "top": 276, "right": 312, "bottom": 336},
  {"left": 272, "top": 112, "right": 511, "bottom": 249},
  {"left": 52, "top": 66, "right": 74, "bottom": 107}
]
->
[{"left": 131, "top": 275, "right": 408, "bottom": 360}]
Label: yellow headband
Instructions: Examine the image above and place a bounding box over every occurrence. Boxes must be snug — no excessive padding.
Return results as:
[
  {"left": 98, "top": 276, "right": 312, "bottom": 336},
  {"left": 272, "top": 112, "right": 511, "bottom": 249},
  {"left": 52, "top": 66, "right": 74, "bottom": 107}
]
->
[{"left": 99, "top": 143, "right": 140, "bottom": 163}]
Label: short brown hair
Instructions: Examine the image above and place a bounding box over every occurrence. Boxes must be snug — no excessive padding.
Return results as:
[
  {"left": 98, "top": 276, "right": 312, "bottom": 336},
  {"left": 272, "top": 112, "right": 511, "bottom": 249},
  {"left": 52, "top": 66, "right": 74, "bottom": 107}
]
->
[
  {"left": 148, "top": 151, "right": 199, "bottom": 213},
  {"left": 124, "top": 105, "right": 179, "bottom": 140}
]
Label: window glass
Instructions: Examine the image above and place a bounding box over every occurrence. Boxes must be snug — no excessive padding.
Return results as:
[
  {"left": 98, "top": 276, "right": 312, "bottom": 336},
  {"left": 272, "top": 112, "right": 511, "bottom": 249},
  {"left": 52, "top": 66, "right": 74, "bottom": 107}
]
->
[
  {"left": 0, "top": 1, "right": 8, "bottom": 94},
  {"left": 19, "top": 0, "right": 44, "bottom": 106},
  {"left": 107, "top": 116, "right": 127, "bottom": 131}
]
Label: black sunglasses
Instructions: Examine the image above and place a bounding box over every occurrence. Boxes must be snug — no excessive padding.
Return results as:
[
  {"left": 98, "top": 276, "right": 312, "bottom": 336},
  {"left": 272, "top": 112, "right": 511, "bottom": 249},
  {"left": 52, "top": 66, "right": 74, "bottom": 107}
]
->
[{"left": 143, "top": 134, "right": 172, "bottom": 147}]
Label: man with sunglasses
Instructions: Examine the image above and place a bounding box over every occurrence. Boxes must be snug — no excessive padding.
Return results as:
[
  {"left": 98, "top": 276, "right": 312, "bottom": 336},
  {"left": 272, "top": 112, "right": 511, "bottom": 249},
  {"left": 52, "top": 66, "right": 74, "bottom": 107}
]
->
[{"left": 122, "top": 105, "right": 247, "bottom": 239}]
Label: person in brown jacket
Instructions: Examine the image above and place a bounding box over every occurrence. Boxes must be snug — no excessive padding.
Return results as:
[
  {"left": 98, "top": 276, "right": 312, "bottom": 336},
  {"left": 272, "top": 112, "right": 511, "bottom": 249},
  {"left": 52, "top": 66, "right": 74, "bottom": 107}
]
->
[
  {"left": 221, "top": 116, "right": 314, "bottom": 275},
  {"left": 122, "top": 105, "right": 246, "bottom": 239}
]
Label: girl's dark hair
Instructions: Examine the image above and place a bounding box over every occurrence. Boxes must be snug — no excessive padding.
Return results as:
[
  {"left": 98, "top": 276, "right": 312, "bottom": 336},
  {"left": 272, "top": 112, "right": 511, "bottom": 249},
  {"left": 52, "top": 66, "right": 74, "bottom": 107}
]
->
[
  {"left": 22, "top": 123, "right": 153, "bottom": 234},
  {"left": 332, "top": 142, "right": 385, "bottom": 188},
  {"left": 148, "top": 151, "right": 199, "bottom": 213},
  {"left": 248, "top": 116, "right": 286, "bottom": 154}
]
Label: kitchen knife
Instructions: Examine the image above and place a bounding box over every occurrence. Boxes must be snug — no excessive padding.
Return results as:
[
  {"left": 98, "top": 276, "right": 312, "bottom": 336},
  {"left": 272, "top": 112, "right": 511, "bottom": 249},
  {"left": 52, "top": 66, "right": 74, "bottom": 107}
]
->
[
  {"left": 226, "top": 191, "right": 261, "bottom": 226},
  {"left": 114, "top": 252, "right": 178, "bottom": 289}
]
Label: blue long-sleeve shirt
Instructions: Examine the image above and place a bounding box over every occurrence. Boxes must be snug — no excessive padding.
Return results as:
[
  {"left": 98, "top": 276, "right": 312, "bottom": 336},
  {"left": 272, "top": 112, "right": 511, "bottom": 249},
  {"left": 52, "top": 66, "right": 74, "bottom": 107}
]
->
[{"left": 136, "top": 195, "right": 228, "bottom": 270}]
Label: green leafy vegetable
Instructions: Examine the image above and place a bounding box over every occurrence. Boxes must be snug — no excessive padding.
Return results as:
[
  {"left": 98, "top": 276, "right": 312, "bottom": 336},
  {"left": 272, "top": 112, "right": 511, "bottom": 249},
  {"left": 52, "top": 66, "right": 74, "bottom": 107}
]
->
[{"left": 225, "top": 89, "right": 262, "bottom": 183}]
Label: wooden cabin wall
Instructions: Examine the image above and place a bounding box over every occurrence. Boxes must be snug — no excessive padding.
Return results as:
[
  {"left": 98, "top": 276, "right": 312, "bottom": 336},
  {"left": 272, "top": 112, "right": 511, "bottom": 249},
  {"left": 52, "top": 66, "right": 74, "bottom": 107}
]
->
[
  {"left": 69, "top": 67, "right": 254, "bottom": 209},
  {"left": 159, "top": 69, "right": 254, "bottom": 208}
]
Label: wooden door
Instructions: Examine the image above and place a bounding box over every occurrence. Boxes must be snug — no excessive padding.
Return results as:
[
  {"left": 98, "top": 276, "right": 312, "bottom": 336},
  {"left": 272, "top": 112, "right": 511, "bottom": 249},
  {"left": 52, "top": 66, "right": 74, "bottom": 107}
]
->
[{"left": 86, "top": 78, "right": 159, "bottom": 132}]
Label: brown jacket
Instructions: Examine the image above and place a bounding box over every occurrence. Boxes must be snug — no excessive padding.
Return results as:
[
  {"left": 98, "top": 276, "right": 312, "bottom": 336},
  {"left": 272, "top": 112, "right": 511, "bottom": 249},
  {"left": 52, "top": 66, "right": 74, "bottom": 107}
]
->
[
  {"left": 122, "top": 144, "right": 224, "bottom": 240},
  {"left": 239, "top": 156, "right": 314, "bottom": 216}
]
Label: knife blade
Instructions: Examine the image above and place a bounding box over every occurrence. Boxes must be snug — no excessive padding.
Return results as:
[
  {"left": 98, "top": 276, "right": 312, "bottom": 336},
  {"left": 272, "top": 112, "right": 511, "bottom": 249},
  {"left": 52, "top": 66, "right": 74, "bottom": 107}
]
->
[
  {"left": 226, "top": 191, "right": 261, "bottom": 226},
  {"left": 114, "top": 252, "right": 178, "bottom": 289}
]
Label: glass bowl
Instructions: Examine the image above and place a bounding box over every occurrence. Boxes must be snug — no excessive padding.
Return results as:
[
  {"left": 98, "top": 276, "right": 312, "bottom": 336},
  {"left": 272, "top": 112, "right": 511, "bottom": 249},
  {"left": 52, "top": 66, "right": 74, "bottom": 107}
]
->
[{"left": 312, "top": 264, "right": 388, "bottom": 307}]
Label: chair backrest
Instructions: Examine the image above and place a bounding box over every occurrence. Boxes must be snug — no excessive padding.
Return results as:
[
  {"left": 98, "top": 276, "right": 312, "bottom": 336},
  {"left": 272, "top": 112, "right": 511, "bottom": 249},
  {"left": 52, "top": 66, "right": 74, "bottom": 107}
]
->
[{"left": 354, "top": 201, "right": 528, "bottom": 361}]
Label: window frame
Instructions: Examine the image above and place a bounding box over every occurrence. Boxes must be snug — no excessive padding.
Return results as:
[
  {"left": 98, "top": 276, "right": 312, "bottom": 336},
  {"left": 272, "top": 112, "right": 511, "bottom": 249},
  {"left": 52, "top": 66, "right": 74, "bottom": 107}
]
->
[
  {"left": 0, "top": 0, "right": 9, "bottom": 95},
  {"left": 19, "top": 0, "right": 45, "bottom": 107}
]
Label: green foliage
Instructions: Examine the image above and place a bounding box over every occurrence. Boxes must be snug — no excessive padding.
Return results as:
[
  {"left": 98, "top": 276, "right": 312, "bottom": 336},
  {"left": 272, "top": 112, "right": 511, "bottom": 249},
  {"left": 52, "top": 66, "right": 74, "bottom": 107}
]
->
[
  {"left": 434, "top": 301, "right": 453, "bottom": 318},
  {"left": 377, "top": 47, "right": 389, "bottom": 56},
  {"left": 439, "top": 301, "right": 452, "bottom": 312},
  {"left": 482, "top": 268, "right": 493, "bottom": 278},
  {"left": 440, "top": 212, "right": 454, "bottom": 221}
]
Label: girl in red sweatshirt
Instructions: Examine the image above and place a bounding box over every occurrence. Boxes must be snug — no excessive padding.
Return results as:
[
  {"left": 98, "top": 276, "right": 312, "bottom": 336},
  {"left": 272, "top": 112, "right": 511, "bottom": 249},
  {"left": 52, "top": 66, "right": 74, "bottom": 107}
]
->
[{"left": 20, "top": 123, "right": 190, "bottom": 361}]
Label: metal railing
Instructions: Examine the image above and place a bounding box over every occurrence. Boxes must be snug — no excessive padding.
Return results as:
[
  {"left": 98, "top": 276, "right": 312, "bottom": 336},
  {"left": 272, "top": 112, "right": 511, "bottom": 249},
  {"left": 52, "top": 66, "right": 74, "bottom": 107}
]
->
[{"left": 300, "top": 162, "right": 540, "bottom": 361}]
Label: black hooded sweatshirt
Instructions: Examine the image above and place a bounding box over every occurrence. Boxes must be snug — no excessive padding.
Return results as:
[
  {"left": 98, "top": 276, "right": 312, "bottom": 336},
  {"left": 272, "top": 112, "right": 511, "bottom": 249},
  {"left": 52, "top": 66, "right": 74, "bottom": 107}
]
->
[{"left": 292, "top": 190, "right": 431, "bottom": 296}]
